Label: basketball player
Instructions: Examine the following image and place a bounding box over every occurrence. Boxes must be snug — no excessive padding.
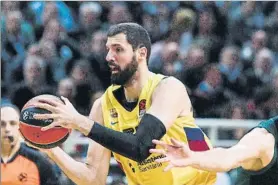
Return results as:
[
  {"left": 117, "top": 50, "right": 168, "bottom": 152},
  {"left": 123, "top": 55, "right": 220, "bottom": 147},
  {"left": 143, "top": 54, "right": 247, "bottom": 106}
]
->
[
  {"left": 32, "top": 23, "right": 216, "bottom": 185},
  {"left": 1, "top": 104, "right": 59, "bottom": 185},
  {"left": 150, "top": 116, "right": 278, "bottom": 185}
]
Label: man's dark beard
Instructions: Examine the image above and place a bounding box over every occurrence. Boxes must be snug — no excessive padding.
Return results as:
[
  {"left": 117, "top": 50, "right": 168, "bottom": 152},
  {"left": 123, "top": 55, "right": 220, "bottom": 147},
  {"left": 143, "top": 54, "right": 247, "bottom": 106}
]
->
[{"left": 110, "top": 55, "right": 138, "bottom": 85}]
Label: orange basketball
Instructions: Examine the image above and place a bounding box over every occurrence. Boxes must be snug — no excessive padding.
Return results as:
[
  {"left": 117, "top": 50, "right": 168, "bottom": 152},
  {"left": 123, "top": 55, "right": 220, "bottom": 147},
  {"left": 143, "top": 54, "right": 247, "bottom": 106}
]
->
[{"left": 19, "top": 94, "right": 71, "bottom": 149}]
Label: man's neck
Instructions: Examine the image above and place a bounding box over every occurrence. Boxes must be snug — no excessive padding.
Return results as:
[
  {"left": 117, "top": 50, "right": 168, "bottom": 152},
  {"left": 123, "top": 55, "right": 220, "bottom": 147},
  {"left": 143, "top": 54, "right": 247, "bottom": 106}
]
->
[
  {"left": 123, "top": 68, "right": 153, "bottom": 102},
  {"left": 1, "top": 141, "right": 21, "bottom": 163}
]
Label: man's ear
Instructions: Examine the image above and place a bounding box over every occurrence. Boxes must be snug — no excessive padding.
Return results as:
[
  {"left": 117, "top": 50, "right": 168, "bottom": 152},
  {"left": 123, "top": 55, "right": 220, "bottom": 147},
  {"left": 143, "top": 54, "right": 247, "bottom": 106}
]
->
[{"left": 137, "top": 47, "right": 147, "bottom": 61}]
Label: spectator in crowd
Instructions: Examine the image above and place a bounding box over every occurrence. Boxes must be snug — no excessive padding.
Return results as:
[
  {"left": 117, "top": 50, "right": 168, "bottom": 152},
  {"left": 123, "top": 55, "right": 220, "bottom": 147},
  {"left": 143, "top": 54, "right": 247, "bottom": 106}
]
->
[
  {"left": 265, "top": 2, "right": 278, "bottom": 64},
  {"left": 193, "top": 4, "right": 225, "bottom": 63},
  {"left": 229, "top": 2, "right": 265, "bottom": 45},
  {"left": 245, "top": 48, "right": 275, "bottom": 97},
  {"left": 220, "top": 101, "right": 249, "bottom": 140},
  {"left": 1, "top": 1, "right": 20, "bottom": 15},
  {"left": 149, "top": 42, "right": 181, "bottom": 75},
  {"left": 192, "top": 64, "right": 227, "bottom": 117},
  {"left": 2, "top": 11, "right": 35, "bottom": 85},
  {"left": 218, "top": 46, "right": 247, "bottom": 97},
  {"left": 28, "top": 1, "right": 78, "bottom": 34},
  {"left": 241, "top": 30, "right": 268, "bottom": 69},
  {"left": 11, "top": 55, "right": 54, "bottom": 109},
  {"left": 253, "top": 70, "right": 278, "bottom": 118},
  {"left": 178, "top": 45, "right": 208, "bottom": 90},
  {"left": 57, "top": 77, "right": 76, "bottom": 106},
  {"left": 70, "top": 59, "right": 103, "bottom": 114},
  {"left": 173, "top": 8, "right": 197, "bottom": 57},
  {"left": 107, "top": 3, "right": 133, "bottom": 26},
  {"left": 78, "top": 2, "right": 102, "bottom": 55}
]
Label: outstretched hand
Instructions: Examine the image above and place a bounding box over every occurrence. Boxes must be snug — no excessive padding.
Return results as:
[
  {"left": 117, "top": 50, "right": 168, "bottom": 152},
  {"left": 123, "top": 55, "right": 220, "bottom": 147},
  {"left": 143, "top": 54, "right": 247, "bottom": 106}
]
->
[
  {"left": 33, "top": 96, "right": 85, "bottom": 132},
  {"left": 150, "top": 138, "right": 195, "bottom": 171}
]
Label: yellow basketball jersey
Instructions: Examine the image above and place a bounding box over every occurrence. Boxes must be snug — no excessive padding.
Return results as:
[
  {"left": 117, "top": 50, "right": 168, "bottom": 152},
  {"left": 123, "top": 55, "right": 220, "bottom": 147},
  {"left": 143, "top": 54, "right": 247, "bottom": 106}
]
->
[{"left": 102, "top": 74, "right": 216, "bottom": 185}]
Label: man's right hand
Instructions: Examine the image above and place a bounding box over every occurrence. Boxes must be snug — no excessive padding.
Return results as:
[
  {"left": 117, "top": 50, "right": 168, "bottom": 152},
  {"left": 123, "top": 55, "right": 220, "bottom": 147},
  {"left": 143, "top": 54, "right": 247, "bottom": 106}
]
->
[{"left": 150, "top": 138, "right": 196, "bottom": 171}]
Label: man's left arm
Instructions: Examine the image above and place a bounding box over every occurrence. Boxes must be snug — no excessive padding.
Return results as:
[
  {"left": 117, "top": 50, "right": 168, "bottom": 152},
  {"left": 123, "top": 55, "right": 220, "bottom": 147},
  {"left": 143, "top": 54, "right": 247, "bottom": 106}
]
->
[{"left": 85, "top": 77, "right": 189, "bottom": 162}]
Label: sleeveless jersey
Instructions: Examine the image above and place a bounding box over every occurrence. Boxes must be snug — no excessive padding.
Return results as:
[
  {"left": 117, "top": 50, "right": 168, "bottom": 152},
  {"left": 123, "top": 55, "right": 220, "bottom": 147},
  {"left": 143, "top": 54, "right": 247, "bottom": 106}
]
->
[
  {"left": 235, "top": 116, "right": 278, "bottom": 185},
  {"left": 102, "top": 74, "right": 216, "bottom": 185}
]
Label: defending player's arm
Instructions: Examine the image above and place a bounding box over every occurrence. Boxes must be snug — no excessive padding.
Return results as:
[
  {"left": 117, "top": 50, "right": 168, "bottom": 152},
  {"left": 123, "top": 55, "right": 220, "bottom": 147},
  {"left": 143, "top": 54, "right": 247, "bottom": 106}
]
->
[
  {"left": 44, "top": 98, "right": 111, "bottom": 185},
  {"left": 190, "top": 128, "right": 275, "bottom": 172},
  {"left": 34, "top": 77, "right": 189, "bottom": 162},
  {"left": 152, "top": 127, "right": 276, "bottom": 172}
]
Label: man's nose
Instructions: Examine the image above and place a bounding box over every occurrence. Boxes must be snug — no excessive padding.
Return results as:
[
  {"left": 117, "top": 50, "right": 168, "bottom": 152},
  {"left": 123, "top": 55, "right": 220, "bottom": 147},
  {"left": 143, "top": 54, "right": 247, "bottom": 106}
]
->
[
  {"left": 5, "top": 124, "right": 12, "bottom": 133},
  {"left": 106, "top": 50, "right": 115, "bottom": 62}
]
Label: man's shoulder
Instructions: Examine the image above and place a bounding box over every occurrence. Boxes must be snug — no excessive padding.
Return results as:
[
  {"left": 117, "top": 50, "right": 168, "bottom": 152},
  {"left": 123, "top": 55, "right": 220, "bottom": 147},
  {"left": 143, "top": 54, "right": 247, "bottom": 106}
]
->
[
  {"left": 257, "top": 117, "right": 278, "bottom": 140},
  {"left": 155, "top": 75, "right": 184, "bottom": 87},
  {"left": 153, "top": 76, "right": 186, "bottom": 96}
]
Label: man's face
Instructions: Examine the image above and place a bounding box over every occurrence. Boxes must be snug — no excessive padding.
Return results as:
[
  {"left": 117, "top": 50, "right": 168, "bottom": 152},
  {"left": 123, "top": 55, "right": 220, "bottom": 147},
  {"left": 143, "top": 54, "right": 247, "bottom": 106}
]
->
[
  {"left": 24, "top": 61, "right": 44, "bottom": 85},
  {"left": 106, "top": 33, "right": 138, "bottom": 85},
  {"left": 58, "top": 79, "right": 75, "bottom": 98},
  {"left": 91, "top": 32, "right": 107, "bottom": 55},
  {"left": 43, "top": 19, "right": 60, "bottom": 43},
  {"left": 6, "top": 13, "right": 21, "bottom": 34},
  {"left": 1, "top": 107, "right": 20, "bottom": 146}
]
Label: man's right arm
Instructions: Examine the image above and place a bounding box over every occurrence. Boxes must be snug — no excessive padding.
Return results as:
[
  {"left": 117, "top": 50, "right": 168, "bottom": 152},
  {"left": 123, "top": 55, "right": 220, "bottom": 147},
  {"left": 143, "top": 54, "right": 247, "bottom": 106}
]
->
[{"left": 46, "top": 98, "right": 111, "bottom": 185}]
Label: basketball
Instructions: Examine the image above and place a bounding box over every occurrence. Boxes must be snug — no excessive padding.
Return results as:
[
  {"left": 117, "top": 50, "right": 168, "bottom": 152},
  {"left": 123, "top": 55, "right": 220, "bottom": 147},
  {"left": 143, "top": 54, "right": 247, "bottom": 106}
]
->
[{"left": 19, "top": 94, "right": 71, "bottom": 149}]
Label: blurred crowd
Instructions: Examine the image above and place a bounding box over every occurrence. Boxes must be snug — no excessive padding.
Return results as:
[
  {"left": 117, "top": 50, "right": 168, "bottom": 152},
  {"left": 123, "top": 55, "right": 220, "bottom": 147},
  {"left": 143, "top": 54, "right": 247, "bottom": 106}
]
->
[
  {"left": 2, "top": 1, "right": 278, "bottom": 120},
  {"left": 1, "top": 2, "right": 278, "bottom": 184}
]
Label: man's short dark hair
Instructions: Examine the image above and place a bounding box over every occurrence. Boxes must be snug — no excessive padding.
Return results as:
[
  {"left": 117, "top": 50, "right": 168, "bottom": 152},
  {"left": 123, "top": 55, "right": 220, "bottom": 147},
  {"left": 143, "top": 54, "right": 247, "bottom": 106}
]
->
[{"left": 107, "top": 22, "right": 152, "bottom": 63}]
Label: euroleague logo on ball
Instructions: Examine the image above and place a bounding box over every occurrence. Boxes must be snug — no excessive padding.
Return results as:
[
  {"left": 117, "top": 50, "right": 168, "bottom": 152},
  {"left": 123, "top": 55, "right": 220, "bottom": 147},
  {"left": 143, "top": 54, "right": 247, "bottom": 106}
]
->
[
  {"left": 22, "top": 110, "right": 36, "bottom": 121},
  {"left": 23, "top": 111, "right": 29, "bottom": 120},
  {"left": 21, "top": 109, "right": 53, "bottom": 124}
]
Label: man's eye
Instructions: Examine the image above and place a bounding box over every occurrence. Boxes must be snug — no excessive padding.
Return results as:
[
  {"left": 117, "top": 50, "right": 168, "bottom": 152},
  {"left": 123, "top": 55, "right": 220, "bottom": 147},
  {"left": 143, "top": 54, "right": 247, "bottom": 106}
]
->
[
  {"left": 1, "top": 121, "right": 6, "bottom": 127},
  {"left": 116, "top": 48, "right": 122, "bottom": 52},
  {"left": 10, "top": 121, "right": 18, "bottom": 126}
]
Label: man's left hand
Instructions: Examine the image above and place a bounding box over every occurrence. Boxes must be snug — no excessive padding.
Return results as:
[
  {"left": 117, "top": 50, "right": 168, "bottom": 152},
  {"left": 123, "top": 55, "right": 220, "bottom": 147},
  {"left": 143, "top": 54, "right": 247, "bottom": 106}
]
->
[{"left": 33, "top": 96, "right": 86, "bottom": 132}]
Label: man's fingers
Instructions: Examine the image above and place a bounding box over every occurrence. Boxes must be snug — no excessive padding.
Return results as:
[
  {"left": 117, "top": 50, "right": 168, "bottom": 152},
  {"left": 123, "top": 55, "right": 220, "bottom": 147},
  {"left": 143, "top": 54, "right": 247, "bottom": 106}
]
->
[
  {"left": 60, "top": 96, "right": 70, "bottom": 105},
  {"left": 38, "top": 98, "right": 61, "bottom": 107},
  {"left": 152, "top": 139, "right": 169, "bottom": 147},
  {"left": 41, "top": 122, "right": 60, "bottom": 131},
  {"left": 33, "top": 113, "right": 59, "bottom": 120},
  {"left": 155, "top": 157, "right": 170, "bottom": 163},
  {"left": 164, "top": 164, "right": 174, "bottom": 172},
  {"left": 149, "top": 149, "right": 166, "bottom": 155},
  {"left": 32, "top": 103, "right": 58, "bottom": 113},
  {"left": 170, "top": 138, "right": 184, "bottom": 147}
]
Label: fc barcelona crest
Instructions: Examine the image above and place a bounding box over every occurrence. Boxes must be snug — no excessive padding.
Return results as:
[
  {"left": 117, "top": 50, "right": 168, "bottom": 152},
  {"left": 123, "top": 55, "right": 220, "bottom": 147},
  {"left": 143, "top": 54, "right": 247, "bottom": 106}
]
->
[
  {"left": 138, "top": 99, "right": 146, "bottom": 118},
  {"left": 110, "top": 108, "right": 118, "bottom": 118}
]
